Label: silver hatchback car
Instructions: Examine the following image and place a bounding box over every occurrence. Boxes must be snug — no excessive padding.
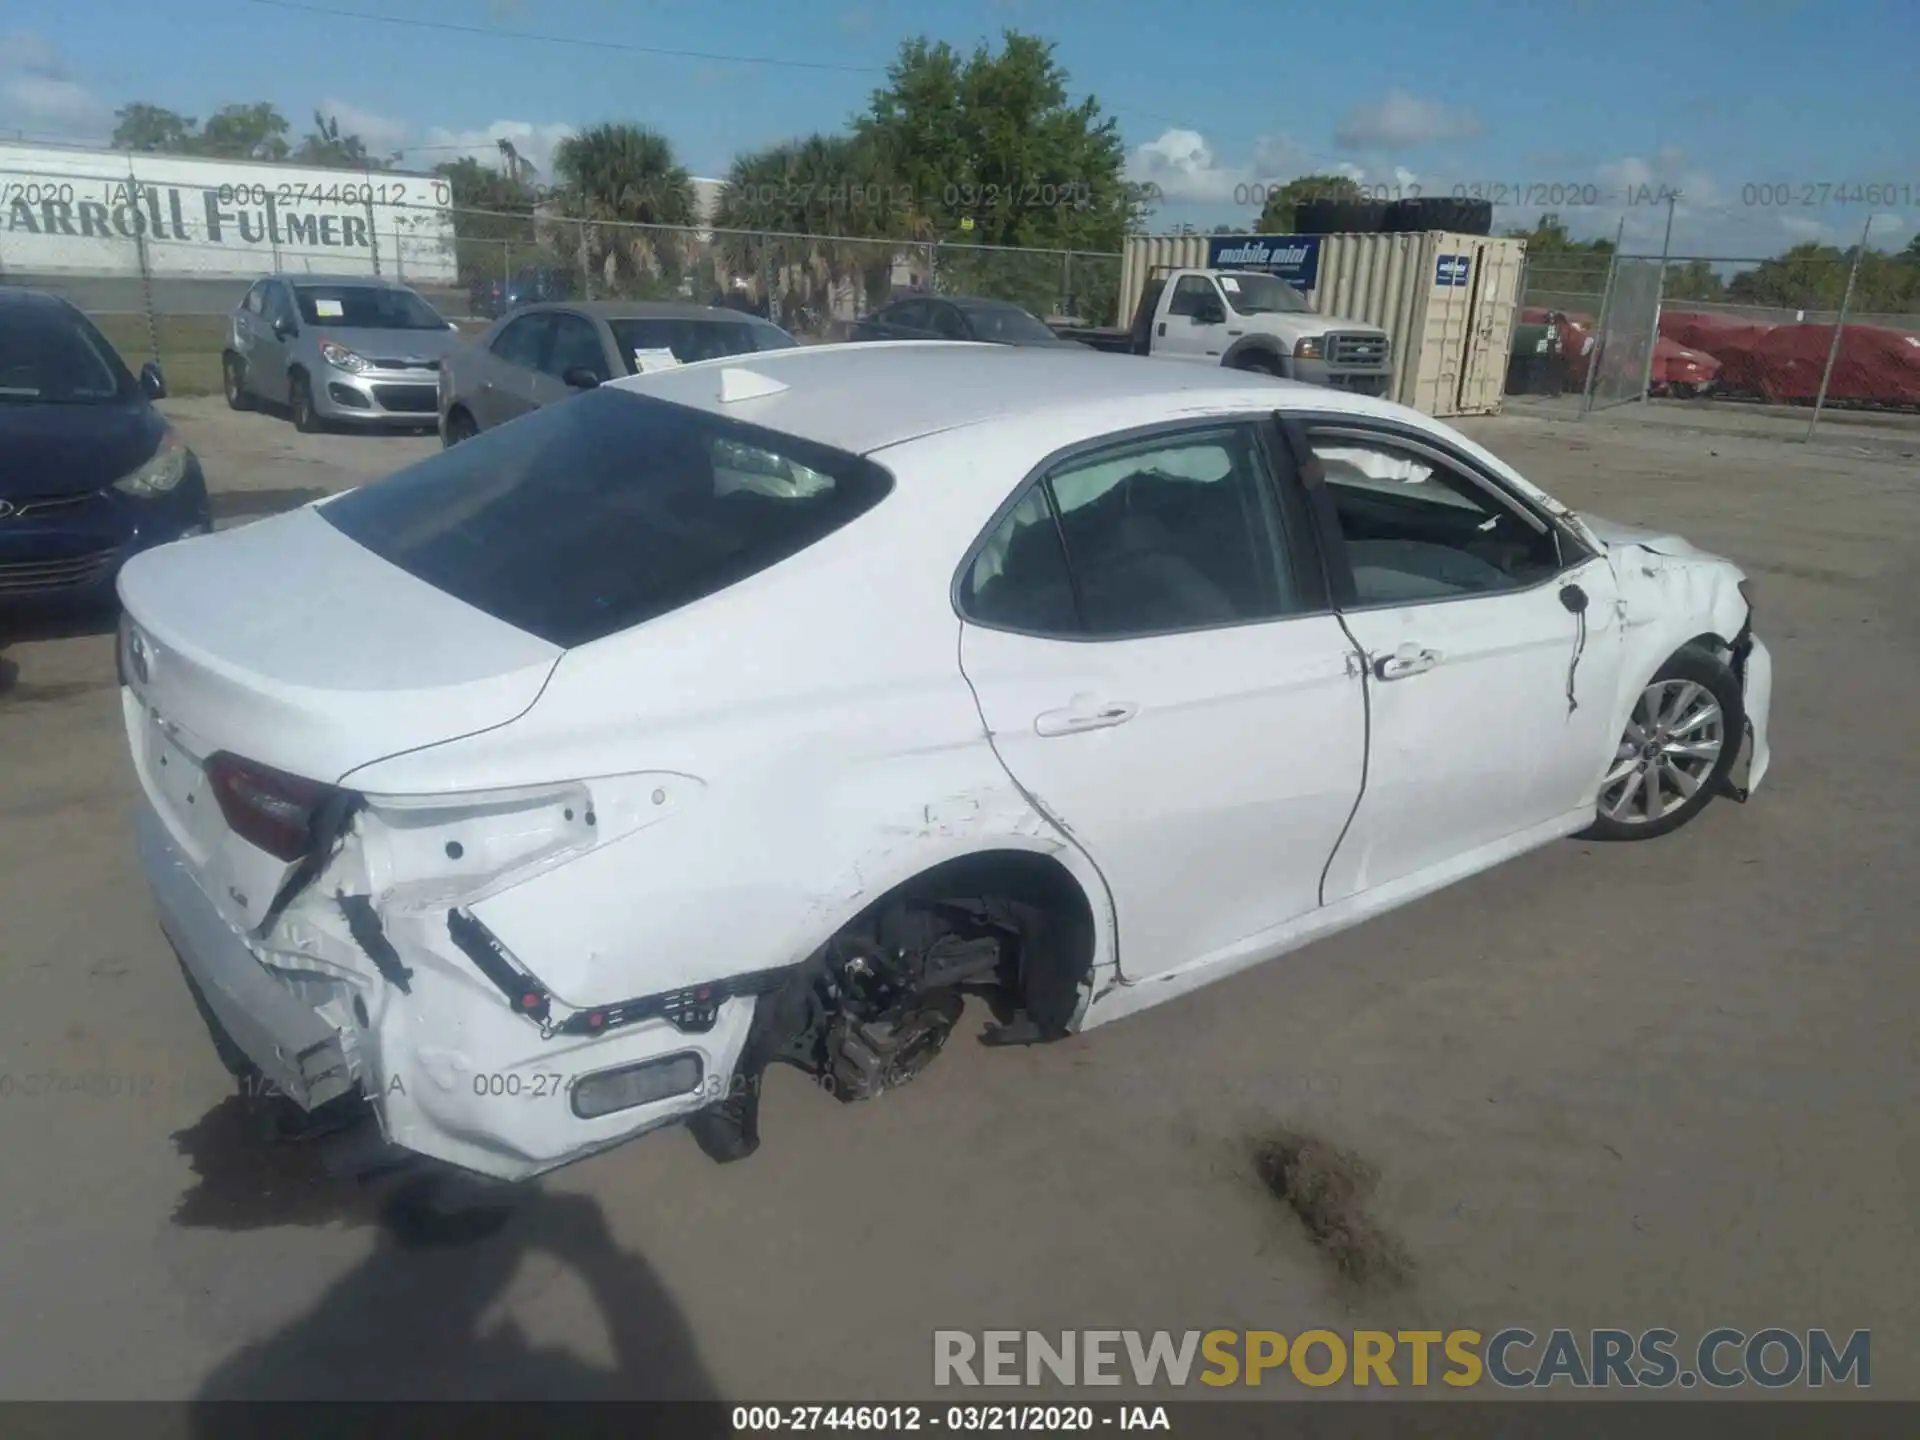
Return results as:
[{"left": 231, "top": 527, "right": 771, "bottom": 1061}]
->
[
  {"left": 439, "top": 300, "right": 797, "bottom": 444},
  {"left": 224, "top": 274, "right": 463, "bottom": 432}
]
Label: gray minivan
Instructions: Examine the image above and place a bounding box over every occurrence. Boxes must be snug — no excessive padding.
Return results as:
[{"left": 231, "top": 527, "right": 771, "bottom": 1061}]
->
[{"left": 224, "top": 275, "right": 463, "bottom": 432}]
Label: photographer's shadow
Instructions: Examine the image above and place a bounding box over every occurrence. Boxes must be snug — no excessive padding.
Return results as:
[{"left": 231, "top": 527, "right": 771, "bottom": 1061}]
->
[{"left": 192, "top": 1169, "right": 719, "bottom": 1404}]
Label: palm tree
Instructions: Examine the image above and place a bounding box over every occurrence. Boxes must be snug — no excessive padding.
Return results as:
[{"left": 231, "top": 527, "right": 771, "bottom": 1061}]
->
[
  {"left": 714, "top": 134, "right": 918, "bottom": 331},
  {"left": 496, "top": 137, "right": 532, "bottom": 185},
  {"left": 551, "top": 123, "right": 697, "bottom": 294}
]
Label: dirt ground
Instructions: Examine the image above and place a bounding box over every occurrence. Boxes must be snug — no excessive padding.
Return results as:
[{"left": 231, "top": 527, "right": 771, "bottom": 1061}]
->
[{"left": 0, "top": 395, "right": 1914, "bottom": 1401}]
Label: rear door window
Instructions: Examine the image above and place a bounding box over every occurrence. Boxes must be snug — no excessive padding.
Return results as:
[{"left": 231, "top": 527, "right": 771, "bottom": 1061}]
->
[
  {"left": 490, "top": 314, "right": 552, "bottom": 370},
  {"left": 320, "top": 388, "right": 893, "bottom": 648},
  {"left": 608, "top": 317, "right": 792, "bottom": 368}
]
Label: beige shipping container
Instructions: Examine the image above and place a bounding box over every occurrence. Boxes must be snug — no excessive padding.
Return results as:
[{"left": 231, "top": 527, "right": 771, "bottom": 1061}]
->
[{"left": 1115, "top": 231, "right": 1527, "bottom": 418}]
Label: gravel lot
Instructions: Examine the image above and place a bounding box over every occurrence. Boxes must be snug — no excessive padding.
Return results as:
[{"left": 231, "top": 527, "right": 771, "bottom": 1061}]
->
[{"left": 0, "top": 395, "right": 1914, "bottom": 1401}]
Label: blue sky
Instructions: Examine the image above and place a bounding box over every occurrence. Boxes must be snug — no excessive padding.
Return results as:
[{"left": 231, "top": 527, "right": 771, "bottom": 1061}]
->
[{"left": 4, "top": 0, "right": 1917, "bottom": 257}]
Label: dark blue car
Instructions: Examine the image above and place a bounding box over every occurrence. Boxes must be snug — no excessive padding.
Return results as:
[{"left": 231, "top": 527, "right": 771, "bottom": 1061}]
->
[{"left": 0, "top": 289, "right": 212, "bottom": 607}]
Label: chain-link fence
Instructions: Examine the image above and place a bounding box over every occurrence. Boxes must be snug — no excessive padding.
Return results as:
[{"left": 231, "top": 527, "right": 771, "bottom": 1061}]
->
[
  {"left": 0, "top": 156, "right": 1120, "bottom": 394},
  {"left": 1536, "top": 219, "right": 1920, "bottom": 434},
  {"left": 1583, "top": 257, "right": 1667, "bottom": 412}
]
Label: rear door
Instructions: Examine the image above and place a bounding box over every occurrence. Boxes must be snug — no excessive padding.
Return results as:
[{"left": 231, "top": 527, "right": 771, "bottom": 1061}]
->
[
  {"left": 958, "top": 418, "right": 1366, "bottom": 981},
  {"left": 871, "top": 300, "right": 935, "bottom": 340},
  {"left": 474, "top": 312, "right": 551, "bottom": 428},
  {"left": 926, "top": 303, "right": 971, "bottom": 342}
]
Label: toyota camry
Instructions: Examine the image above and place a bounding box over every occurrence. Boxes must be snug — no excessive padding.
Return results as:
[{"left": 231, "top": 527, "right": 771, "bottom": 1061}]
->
[{"left": 118, "top": 343, "right": 1772, "bottom": 1183}]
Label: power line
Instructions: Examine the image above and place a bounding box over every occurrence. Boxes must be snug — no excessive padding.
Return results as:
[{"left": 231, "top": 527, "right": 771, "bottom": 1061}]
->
[
  {"left": 238, "top": 0, "right": 1279, "bottom": 152},
  {"left": 244, "top": 0, "right": 886, "bottom": 74}
]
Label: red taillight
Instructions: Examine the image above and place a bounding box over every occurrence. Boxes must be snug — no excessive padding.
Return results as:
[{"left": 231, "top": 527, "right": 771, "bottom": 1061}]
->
[{"left": 204, "top": 752, "right": 334, "bottom": 862}]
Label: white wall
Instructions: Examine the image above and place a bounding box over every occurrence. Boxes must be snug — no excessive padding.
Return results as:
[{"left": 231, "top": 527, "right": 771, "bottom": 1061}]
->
[{"left": 0, "top": 142, "right": 457, "bottom": 283}]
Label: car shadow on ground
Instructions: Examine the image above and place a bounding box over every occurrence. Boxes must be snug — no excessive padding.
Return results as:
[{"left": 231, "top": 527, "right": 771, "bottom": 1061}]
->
[
  {"left": 174, "top": 1096, "right": 720, "bottom": 1406},
  {"left": 210, "top": 487, "right": 333, "bottom": 523},
  {"left": 0, "top": 600, "right": 119, "bottom": 703}
]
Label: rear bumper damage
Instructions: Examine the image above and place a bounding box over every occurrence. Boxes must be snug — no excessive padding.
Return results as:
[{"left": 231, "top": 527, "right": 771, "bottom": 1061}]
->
[{"left": 137, "top": 795, "right": 758, "bottom": 1182}]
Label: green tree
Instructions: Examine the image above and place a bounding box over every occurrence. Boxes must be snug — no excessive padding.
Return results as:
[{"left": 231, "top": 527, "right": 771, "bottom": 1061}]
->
[
  {"left": 1255, "top": 173, "right": 1360, "bottom": 232},
  {"left": 551, "top": 122, "right": 697, "bottom": 295},
  {"left": 1728, "top": 243, "right": 1920, "bottom": 315},
  {"left": 1509, "top": 212, "right": 1616, "bottom": 311},
  {"left": 713, "top": 133, "right": 906, "bottom": 328},
  {"left": 196, "top": 103, "right": 291, "bottom": 161},
  {"left": 111, "top": 103, "right": 198, "bottom": 153},
  {"left": 297, "top": 111, "right": 395, "bottom": 170},
  {"left": 856, "top": 31, "right": 1137, "bottom": 318},
  {"left": 1660, "top": 259, "right": 1726, "bottom": 303},
  {"left": 436, "top": 154, "right": 543, "bottom": 291}
]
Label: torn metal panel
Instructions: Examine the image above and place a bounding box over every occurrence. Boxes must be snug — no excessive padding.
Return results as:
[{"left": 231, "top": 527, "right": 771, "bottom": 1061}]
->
[{"left": 462, "top": 750, "right": 1109, "bottom": 1010}]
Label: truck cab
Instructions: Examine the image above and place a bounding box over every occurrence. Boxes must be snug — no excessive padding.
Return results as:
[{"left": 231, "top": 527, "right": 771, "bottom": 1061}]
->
[{"left": 1057, "top": 268, "right": 1394, "bottom": 397}]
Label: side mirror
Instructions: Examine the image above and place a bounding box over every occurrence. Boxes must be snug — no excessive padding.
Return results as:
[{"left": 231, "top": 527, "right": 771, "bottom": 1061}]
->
[
  {"left": 139, "top": 361, "right": 167, "bottom": 400},
  {"left": 562, "top": 366, "right": 602, "bottom": 391},
  {"left": 273, "top": 317, "right": 297, "bottom": 340}
]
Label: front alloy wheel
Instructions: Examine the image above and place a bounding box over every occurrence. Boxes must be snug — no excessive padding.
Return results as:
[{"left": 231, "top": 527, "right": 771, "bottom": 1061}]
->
[{"left": 1584, "top": 647, "right": 1744, "bottom": 841}]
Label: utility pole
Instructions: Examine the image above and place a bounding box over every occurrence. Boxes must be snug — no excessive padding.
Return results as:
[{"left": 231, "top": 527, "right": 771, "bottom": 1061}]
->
[{"left": 1636, "top": 190, "right": 1678, "bottom": 403}]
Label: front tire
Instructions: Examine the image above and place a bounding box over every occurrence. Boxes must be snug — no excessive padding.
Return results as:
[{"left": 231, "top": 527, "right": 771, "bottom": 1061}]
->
[
  {"left": 1582, "top": 646, "right": 1744, "bottom": 841},
  {"left": 222, "top": 353, "right": 253, "bottom": 411},
  {"left": 1238, "top": 355, "right": 1282, "bottom": 377},
  {"left": 290, "top": 372, "right": 322, "bottom": 434},
  {"left": 442, "top": 407, "right": 478, "bottom": 447}
]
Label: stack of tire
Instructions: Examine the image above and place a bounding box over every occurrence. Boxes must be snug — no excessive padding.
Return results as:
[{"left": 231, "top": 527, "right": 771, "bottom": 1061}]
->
[{"left": 1291, "top": 197, "right": 1494, "bottom": 237}]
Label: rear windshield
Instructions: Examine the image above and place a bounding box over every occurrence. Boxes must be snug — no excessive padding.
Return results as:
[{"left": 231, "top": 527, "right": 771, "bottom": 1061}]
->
[
  {"left": 320, "top": 388, "right": 892, "bottom": 648},
  {"left": 609, "top": 317, "right": 796, "bottom": 370}
]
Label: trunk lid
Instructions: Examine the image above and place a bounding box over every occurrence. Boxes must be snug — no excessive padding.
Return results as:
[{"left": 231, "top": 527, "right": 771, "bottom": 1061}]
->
[{"left": 118, "top": 505, "right": 561, "bottom": 931}]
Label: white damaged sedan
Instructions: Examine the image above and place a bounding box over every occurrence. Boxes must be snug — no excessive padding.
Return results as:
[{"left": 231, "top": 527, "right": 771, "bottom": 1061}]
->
[{"left": 119, "top": 343, "right": 1772, "bottom": 1182}]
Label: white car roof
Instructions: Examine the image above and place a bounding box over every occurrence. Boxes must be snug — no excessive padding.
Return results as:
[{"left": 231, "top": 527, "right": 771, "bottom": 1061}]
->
[{"left": 601, "top": 341, "right": 1426, "bottom": 456}]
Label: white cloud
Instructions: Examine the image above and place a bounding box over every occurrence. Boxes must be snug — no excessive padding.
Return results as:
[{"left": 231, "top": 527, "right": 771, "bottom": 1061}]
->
[
  {"left": 410, "top": 119, "right": 576, "bottom": 178},
  {"left": 302, "top": 104, "right": 574, "bottom": 179},
  {"left": 315, "top": 97, "right": 412, "bottom": 159},
  {"left": 0, "top": 31, "right": 111, "bottom": 141},
  {"left": 1334, "top": 90, "right": 1483, "bottom": 150},
  {"left": 1127, "top": 127, "right": 1312, "bottom": 206},
  {"left": 1776, "top": 214, "right": 1832, "bottom": 244},
  {"left": 1126, "top": 128, "right": 1242, "bottom": 203}
]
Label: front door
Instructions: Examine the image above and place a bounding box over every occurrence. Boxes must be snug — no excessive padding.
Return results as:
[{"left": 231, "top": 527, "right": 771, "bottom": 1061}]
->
[
  {"left": 958, "top": 419, "right": 1366, "bottom": 980},
  {"left": 1295, "top": 421, "right": 1625, "bottom": 902},
  {"left": 1155, "top": 274, "right": 1230, "bottom": 364},
  {"left": 530, "top": 310, "right": 612, "bottom": 410},
  {"left": 475, "top": 312, "right": 551, "bottom": 429},
  {"left": 253, "top": 281, "right": 298, "bottom": 404}
]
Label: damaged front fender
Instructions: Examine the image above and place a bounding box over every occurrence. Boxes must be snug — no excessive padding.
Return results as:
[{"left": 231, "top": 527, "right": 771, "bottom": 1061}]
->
[{"left": 1597, "top": 520, "right": 1772, "bottom": 800}]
